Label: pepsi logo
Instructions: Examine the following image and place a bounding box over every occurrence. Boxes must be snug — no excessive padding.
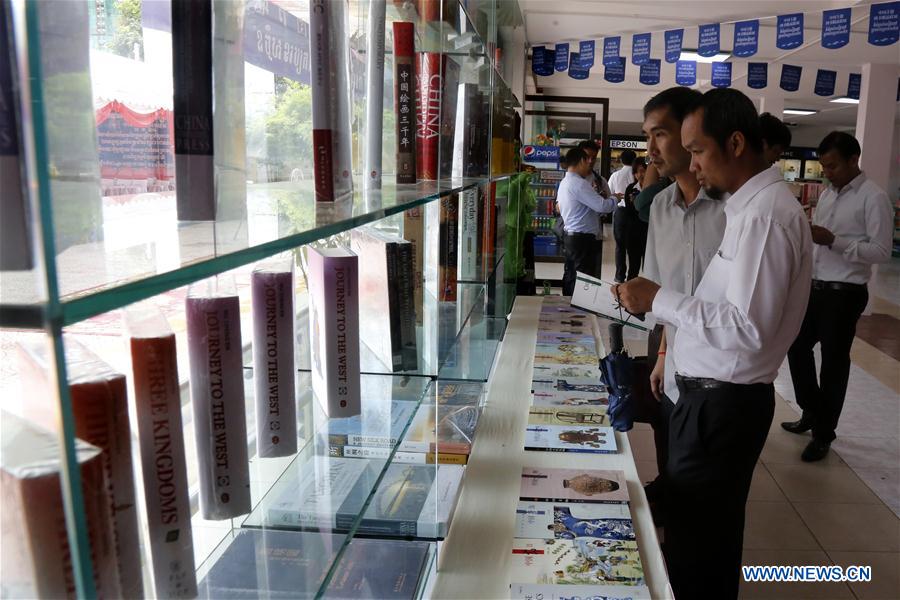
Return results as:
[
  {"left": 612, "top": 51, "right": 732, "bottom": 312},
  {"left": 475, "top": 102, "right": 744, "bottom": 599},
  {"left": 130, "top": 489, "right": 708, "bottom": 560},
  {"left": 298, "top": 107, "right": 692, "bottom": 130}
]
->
[{"left": 524, "top": 145, "right": 537, "bottom": 157}]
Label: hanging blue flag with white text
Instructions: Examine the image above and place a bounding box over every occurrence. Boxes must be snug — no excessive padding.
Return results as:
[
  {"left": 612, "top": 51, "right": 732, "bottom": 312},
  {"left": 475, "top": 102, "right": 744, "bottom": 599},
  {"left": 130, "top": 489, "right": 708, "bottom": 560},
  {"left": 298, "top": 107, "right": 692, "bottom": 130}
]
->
[
  {"left": 579, "top": 40, "right": 596, "bottom": 67},
  {"left": 848, "top": 73, "right": 862, "bottom": 99},
  {"left": 555, "top": 43, "right": 570, "bottom": 71},
  {"left": 733, "top": 20, "right": 759, "bottom": 57},
  {"left": 780, "top": 64, "right": 803, "bottom": 91},
  {"left": 747, "top": 63, "right": 768, "bottom": 89},
  {"left": 665, "top": 29, "right": 684, "bottom": 63},
  {"left": 639, "top": 59, "right": 661, "bottom": 85},
  {"left": 632, "top": 33, "right": 651, "bottom": 65},
  {"left": 675, "top": 60, "right": 697, "bottom": 86},
  {"left": 698, "top": 23, "right": 720, "bottom": 56},
  {"left": 603, "top": 37, "right": 621, "bottom": 66},
  {"left": 604, "top": 56, "right": 626, "bottom": 82},
  {"left": 569, "top": 52, "right": 590, "bottom": 79},
  {"left": 532, "top": 46, "right": 553, "bottom": 76},
  {"left": 868, "top": 2, "right": 899, "bottom": 46},
  {"left": 814, "top": 69, "right": 837, "bottom": 96},
  {"left": 711, "top": 62, "right": 732, "bottom": 87},
  {"left": 776, "top": 13, "right": 804, "bottom": 49},
  {"left": 822, "top": 8, "right": 851, "bottom": 49}
]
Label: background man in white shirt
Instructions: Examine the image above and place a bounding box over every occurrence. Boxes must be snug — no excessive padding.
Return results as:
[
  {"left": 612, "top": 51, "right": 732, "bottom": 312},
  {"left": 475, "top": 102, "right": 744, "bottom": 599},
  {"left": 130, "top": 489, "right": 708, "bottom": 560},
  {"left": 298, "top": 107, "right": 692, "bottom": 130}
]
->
[
  {"left": 556, "top": 146, "right": 618, "bottom": 295},
  {"left": 783, "top": 132, "right": 893, "bottom": 461},
  {"left": 608, "top": 148, "right": 636, "bottom": 199},
  {"left": 578, "top": 140, "right": 612, "bottom": 198},
  {"left": 613, "top": 89, "right": 813, "bottom": 599}
]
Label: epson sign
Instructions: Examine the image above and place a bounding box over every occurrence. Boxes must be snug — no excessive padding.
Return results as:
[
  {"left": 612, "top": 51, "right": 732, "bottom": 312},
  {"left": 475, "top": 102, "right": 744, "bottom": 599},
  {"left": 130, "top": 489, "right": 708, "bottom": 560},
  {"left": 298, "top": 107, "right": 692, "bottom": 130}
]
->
[{"left": 522, "top": 145, "right": 560, "bottom": 163}]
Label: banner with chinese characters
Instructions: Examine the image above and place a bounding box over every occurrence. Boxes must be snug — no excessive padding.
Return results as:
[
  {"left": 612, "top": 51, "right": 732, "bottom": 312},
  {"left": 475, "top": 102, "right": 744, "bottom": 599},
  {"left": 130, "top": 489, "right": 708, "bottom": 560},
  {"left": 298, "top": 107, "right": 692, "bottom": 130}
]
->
[
  {"left": 579, "top": 40, "right": 595, "bottom": 67},
  {"left": 698, "top": 23, "right": 720, "bottom": 56},
  {"left": 665, "top": 29, "right": 683, "bottom": 63},
  {"left": 822, "top": 8, "right": 851, "bottom": 49},
  {"left": 732, "top": 20, "right": 759, "bottom": 57},
  {"left": 868, "top": 2, "right": 899, "bottom": 46},
  {"left": 711, "top": 62, "right": 732, "bottom": 88},
  {"left": 675, "top": 60, "right": 697, "bottom": 86},
  {"left": 632, "top": 33, "right": 651, "bottom": 65},
  {"left": 777, "top": 13, "right": 804, "bottom": 49},
  {"left": 603, "top": 36, "right": 621, "bottom": 66}
]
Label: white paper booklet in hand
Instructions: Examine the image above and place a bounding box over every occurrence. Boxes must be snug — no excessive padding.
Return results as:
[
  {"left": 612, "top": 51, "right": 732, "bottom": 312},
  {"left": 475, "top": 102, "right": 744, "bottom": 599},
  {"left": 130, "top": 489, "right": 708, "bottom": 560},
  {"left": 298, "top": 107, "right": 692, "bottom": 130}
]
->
[{"left": 570, "top": 272, "right": 656, "bottom": 332}]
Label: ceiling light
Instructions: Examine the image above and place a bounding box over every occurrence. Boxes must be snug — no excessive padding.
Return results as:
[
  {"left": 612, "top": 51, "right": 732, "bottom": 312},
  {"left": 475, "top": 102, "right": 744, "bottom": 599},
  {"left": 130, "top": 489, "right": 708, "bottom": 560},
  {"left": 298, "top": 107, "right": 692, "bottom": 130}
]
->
[
  {"left": 783, "top": 108, "right": 818, "bottom": 116},
  {"left": 679, "top": 50, "right": 731, "bottom": 64},
  {"left": 830, "top": 97, "right": 860, "bottom": 104}
]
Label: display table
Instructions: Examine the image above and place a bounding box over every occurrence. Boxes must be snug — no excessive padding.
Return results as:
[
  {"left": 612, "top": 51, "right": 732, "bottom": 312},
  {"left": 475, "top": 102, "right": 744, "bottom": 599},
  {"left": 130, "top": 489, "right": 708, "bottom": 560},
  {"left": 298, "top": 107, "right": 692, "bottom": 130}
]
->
[{"left": 432, "top": 295, "right": 672, "bottom": 599}]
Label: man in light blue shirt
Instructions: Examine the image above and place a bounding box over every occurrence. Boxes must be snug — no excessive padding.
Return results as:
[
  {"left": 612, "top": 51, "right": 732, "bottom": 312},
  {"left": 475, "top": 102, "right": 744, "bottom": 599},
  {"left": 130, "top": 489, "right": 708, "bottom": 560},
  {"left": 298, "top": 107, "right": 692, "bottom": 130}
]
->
[{"left": 557, "top": 146, "right": 618, "bottom": 294}]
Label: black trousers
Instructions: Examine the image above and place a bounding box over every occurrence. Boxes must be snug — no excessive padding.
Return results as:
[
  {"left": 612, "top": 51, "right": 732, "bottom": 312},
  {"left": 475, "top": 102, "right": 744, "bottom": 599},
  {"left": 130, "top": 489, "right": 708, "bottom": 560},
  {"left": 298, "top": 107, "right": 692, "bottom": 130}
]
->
[
  {"left": 562, "top": 232, "right": 602, "bottom": 296},
  {"left": 613, "top": 207, "right": 647, "bottom": 282},
  {"left": 787, "top": 284, "right": 868, "bottom": 443},
  {"left": 664, "top": 379, "right": 775, "bottom": 600}
]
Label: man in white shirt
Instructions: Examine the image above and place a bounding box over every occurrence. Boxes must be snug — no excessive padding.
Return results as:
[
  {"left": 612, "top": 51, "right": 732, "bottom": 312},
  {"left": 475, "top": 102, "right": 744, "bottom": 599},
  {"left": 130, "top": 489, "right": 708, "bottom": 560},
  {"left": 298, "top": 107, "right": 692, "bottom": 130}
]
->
[
  {"left": 783, "top": 132, "right": 893, "bottom": 461},
  {"left": 557, "top": 146, "right": 618, "bottom": 295},
  {"left": 613, "top": 89, "right": 813, "bottom": 599},
  {"left": 578, "top": 140, "right": 612, "bottom": 199},
  {"left": 608, "top": 148, "right": 636, "bottom": 199}
]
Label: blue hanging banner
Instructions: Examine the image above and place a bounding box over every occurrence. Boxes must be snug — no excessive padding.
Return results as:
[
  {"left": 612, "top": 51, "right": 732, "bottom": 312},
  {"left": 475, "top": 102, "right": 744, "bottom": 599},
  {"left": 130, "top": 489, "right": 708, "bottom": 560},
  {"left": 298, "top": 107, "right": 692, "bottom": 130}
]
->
[
  {"left": 555, "top": 43, "right": 570, "bottom": 71},
  {"left": 632, "top": 33, "right": 652, "bottom": 65},
  {"left": 639, "top": 59, "right": 661, "bottom": 85},
  {"left": 747, "top": 63, "right": 768, "bottom": 89},
  {"left": 604, "top": 56, "right": 626, "bottom": 83},
  {"left": 776, "top": 13, "right": 804, "bottom": 49},
  {"left": 733, "top": 20, "right": 759, "bottom": 57},
  {"left": 568, "top": 52, "right": 590, "bottom": 79},
  {"left": 579, "top": 40, "right": 595, "bottom": 68},
  {"left": 603, "top": 36, "right": 621, "bottom": 66},
  {"left": 814, "top": 69, "right": 837, "bottom": 96},
  {"left": 848, "top": 73, "right": 862, "bottom": 99},
  {"left": 675, "top": 60, "right": 697, "bottom": 86},
  {"left": 780, "top": 64, "right": 803, "bottom": 91},
  {"left": 698, "top": 23, "right": 720, "bottom": 56},
  {"left": 665, "top": 29, "right": 684, "bottom": 63},
  {"left": 711, "top": 62, "right": 732, "bottom": 88},
  {"left": 532, "top": 45, "right": 553, "bottom": 76},
  {"left": 868, "top": 2, "right": 900, "bottom": 46},
  {"left": 822, "top": 8, "right": 852, "bottom": 49}
]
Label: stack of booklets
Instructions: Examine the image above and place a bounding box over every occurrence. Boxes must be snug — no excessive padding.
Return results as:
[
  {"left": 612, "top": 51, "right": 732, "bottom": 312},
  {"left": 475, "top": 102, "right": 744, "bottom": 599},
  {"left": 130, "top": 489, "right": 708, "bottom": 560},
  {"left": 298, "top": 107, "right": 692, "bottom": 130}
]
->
[{"left": 512, "top": 467, "right": 650, "bottom": 599}]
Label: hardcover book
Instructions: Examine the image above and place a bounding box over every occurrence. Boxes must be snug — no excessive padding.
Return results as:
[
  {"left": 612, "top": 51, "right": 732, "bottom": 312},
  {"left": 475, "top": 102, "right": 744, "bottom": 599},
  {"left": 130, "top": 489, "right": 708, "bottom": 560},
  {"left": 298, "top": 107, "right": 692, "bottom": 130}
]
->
[
  {"left": 403, "top": 207, "right": 425, "bottom": 324},
  {"left": 514, "top": 501, "right": 635, "bottom": 541},
  {"left": 396, "top": 239, "right": 418, "bottom": 370},
  {"left": 364, "top": 0, "right": 386, "bottom": 188},
  {"left": 251, "top": 257, "right": 298, "bottom": 458},
  {"left": 415, "top": 52, "right": 457, "bottom": 181},
  {"left": 399, "top": 403, "right": 480, "bottom": 456},
  {"left": 437, "top": 57, "right": 461, "bottom": 181},
  {"left": 520, "top": 468, "right": 629, "bottom": 504},
  {"left": 511, "top": 583, "right": 651, "bottom": 600},
  {"left": 1, "top": 412, "right": 120, "bottom": 599},
  {"left": 481, "top": 183, "right": 496, "bottom": 273},
  {"left": 393, "top": 22, "right": 417, "bottom": 183},
  {"left": 324, "top": 537, "right": 431, "bottom": 599},
  {"left": 510, "top": 538, "right": 646, "bottom": 587},
  {"left": 323, "top": 400, "right": 417, "bottom": 450},
  {"left": 332, "top": 445, "right": 468, "bottom": 465},
  {"left": 424, "top": 194, "right": 459, "bottom": 301},
  {"left": 307, "top": 246, "right": 361, "bottom": 418},
  {"left": 458, "top": 187, "right": 479, "bottom": 281},
  {"left": 186, "top": 276, "right": 252, "bottom": 520},
  {"left": 525, "top": 424, "right": 617, "bottom": 454},
  {"left": 198, "top": 529, "right": 343, "bottom": 598},
  {"left": 528, "top": 406, "right": 609, "bottom": 426},
  {"left": 126, "top": 307, "right": 197, "bottom": 598},
  {"left": 451, "top": 83, "right": 482, "bottom": 179}
]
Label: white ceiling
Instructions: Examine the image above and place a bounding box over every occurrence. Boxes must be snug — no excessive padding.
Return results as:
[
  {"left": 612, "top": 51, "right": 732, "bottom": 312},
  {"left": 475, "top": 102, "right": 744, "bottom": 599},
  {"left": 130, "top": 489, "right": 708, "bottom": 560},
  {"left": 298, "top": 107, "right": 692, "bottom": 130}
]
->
[{"left": 520, "top": 0, "right": 900, "bottom": 135}]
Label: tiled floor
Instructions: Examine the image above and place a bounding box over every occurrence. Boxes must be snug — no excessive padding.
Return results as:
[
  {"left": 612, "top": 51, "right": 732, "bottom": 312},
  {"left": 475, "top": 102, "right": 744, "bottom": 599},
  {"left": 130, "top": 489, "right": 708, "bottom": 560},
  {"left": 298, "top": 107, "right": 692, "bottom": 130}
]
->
[{"left": 556, "top": 239, "right": 900, "bottom": 600}]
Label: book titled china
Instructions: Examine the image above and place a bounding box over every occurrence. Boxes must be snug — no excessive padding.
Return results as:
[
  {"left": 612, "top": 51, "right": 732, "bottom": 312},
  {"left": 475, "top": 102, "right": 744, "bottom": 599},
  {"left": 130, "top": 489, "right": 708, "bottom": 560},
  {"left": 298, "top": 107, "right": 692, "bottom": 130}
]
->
[
  {"left": 324, "top": 537, "right": 432, "bottom": 599},
  {"left": 307, "top": 246, "right": 361, "bottom": 418},
  {"left": 393, "top": 22, "right": 417, "bottom": 184},
  {"left": 186, "top": 276, "right": 252, "bottom": 520},
  {"left": 126, "top": 307, "right": 197, "bottom": 598},
  {"left": 510, "top": 538, "right": 647, "bottom": 589},
  {"left": 525, "top": 424, "right": 617, "bottom": 454},
  {"left": 514, "top": 501, "right": 635, "bottom": 541},
  {"left": 520, "top": 467, "right": 629, "bottom": 504},
  {"left": 416, "top": 53, "right": 459, "bottom": 180}
]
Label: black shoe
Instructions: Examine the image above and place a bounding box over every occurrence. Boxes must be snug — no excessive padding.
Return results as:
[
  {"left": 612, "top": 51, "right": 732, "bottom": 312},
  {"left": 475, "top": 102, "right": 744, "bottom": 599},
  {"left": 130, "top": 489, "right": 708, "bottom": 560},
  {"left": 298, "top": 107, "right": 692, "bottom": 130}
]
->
[
  {"left": 781, "top": 417, "right": 813, "bottom": 434},
  {"left": 801, "top": 439, "right": 831, "bottom": 462}
]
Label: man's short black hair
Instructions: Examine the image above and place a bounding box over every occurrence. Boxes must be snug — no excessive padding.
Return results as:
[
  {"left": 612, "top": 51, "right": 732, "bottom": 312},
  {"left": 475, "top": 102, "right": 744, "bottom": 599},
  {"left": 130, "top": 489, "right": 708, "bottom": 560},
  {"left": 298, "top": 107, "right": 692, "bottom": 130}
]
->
[
  {"left": 692, "top": 88, "right": 763, "bottom": 154},
  {"left": 817, "top": 131, "right": 861, "bottom": 161},
  {"left": 565, "top": 147, "right": 588, "bottom": 167},
  {"left": 760, "top": 112, "right": 792, "bottom": 150},
  {"left": 643, "top": 86, "right": 704, "bottom": 123},
  {"left": 577, "top": 140, "right": 598, "bottom": 152},
  {"left": 619, "top": 149, "right": 637, "bottom": 166}
]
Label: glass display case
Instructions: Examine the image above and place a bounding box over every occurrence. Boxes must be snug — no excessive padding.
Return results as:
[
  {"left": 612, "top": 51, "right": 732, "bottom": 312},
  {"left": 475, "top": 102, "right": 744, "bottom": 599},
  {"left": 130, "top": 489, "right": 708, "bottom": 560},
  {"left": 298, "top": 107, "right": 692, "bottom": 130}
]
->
[{"left": 0, "top": 0, "right": 524, "bottom": 596}]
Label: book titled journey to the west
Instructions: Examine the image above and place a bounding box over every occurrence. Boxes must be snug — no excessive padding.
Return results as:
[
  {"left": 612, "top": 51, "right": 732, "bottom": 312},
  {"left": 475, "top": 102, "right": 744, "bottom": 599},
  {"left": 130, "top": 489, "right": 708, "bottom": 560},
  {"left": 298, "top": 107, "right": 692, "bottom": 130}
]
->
[
  {"left": 525, "top": 424, "right": 617, "bottom": 453},
  {"left": 251, "top": 257, "right": 297, "bottom": 458},
  {"left": 198, "top": 529, "right": 343, "bottom": 598},
  {"left": 511, "top": 583, "right": 651, "bottom": 600},
  {"left": 510, "top": 538, "right": 647, "bottom": 588},
  {"left": 324, "top": 400, "right": 417, "bottom": 451},
  {"left": 186, "top": 276, "right": 251, "bottom": 520},
  {"left": 514, "top": 501, "right": 635, "bottom": 541},
  {"left": 520, "top": 467, "right": 629, "bottom": 504},
  {"left": 126, "top": 307, "right": 197, "bottom": 598},
  {"left": 18, "top": 339, "right": 143, "bottom": 597},
  {"left": 307, "top": 246, "right": 361, "bottom": 417},
  {"left": 1, "top": 412, "right": 121, "bottom": 599},
  {"left": 324, "top": 537, "right": 432, "bottom": 599},
  {"left": 393, "top": 21, "right": 417, "bottom": 183}
]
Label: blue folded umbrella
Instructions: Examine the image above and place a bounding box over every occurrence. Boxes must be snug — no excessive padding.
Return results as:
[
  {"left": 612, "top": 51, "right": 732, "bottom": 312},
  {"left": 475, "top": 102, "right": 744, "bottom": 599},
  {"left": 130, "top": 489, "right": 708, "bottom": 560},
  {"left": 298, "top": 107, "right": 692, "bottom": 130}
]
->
[{"left": 599, "top": 323, "right": 635, "bottom": 432}]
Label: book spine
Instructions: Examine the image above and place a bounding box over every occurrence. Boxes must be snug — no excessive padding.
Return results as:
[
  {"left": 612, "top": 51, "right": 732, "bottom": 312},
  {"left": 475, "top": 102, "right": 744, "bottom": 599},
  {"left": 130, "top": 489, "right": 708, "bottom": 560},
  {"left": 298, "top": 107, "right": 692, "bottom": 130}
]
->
[
  {"left": 252, "top": 268, "right": 298, "bottom": 458},
  {"left": 364, "top": 0, "right": 386, "bottom": 188},
  {"left": 130, "top": 332, "right": 197, "bottom": 599},
  {"left": 438, "top": 61, "right": 460, "bottom": 180},
  {"left": 518, "top": 495, "right": 625, "bottom": 505},
  {"left": 186, "top": 293, "right": 252, "bottom": 519},
  {"left": 481, "top": 182, "right": 496, "bottom": 274},
  {"left": 523, "top": 446, "right": 615, "bottom": 454},
  {"left": 398, "top": 242, "right": 418, "bottom": 370},
  {"left": 415, "top": 52, "right": 442, "bottom": 180},
  {"left": 386, "top": 241, "right": 404, "bottom": 371},
  {"left": 347, "top": 434, "right": 396, "bottom": 447},
  {"left": 458, "top": 188, "right": 479, "bottom": 280},
  {"left": 403, "top": 208, "right": 425, "bottom": 325},
  {"left": 172, "top": 0, "right": 215, "bottom": 220},
  {"left": 338, "top": 445, "right": 392, "bottom": 459},
  {"left": 393, "top": 22, "right": 416, "bottom": 183},
  {"left": 439, "top": 195, "right": 459, "bottom": 301}
]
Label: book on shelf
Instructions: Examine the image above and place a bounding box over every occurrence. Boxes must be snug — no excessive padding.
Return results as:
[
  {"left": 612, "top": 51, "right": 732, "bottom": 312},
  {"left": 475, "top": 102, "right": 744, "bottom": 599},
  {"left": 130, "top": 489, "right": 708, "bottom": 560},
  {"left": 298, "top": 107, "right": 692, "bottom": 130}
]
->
[
  {"left": 399, "top": 402, "right": 480, "bottom": 457},
  {"left": 416, "top": 52, "right": 459, "bottom": 180},
  {"left": 515, "top": 501, "right": 635, "bottom": 541},
  {"left": 481, "top": 183, "right": 497, "bottom": 274},
  {"left": 424, "top": 194, "right": 459, "bottom": 301},
  {"left": 452, "top": 83, "right": 485, "bottom": 179},
  {"left": 403, "top": 207, "right": 426, "bottom": 325},
  {"left": 334, "top": 445, "right": 469, "bottom": 465},
  {"left": 251, "top": 257, "right": 298, "bottom": 458},
  {"left": 185, "top": 276, "right": 252, "bottom": 520},
  {"left": 528, "top": 406, "right": 609, "bottom": 426},
  {"left": 324, "top": 537, "right": 432, "bottom": 600},
  {"left": 323, "top": 400, "right": 417, "bottom": 451},
  {"left": 520, "top": 467, "right": 629, "bottom": 504},
  {"left": 510, "top": 538, "right": 647, "bottom": 589},
  {"left": 307, "top": 246, "right": 361, "bottom": 418},
  {"left": 458, "top": 187, "right": 480, "bottom": 281},
  {"left": 393, "top": 22, "right": 417, "bottom": 184},
  {"left": 525, "top": 424, "right": 617, "bottom": 454},
  {"left": 364, "top": 0, "right": 386, "bottom": 189},
  {"left": 18, "top": 338, "right": 143, "bottom": 598},
  {"left": 125, "top": 307, "right": 197, "bottom": 599},
  {"left": 1, "top": 412, "right": 121, "bottom": 599},
  {"left": 197, "top": 529, "right": 343, "bottom": 598}
]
